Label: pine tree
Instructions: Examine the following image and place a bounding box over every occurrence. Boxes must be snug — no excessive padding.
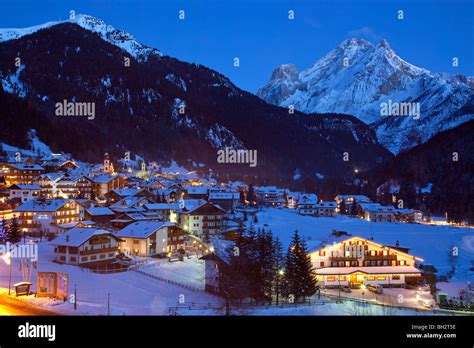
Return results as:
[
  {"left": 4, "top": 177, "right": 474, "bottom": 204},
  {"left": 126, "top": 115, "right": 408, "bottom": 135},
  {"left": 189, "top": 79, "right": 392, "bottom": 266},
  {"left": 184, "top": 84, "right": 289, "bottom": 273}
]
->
[
  {"left": 283, "top": 230, "right": 318, "bottom": 302},
  {"left": 272, "top": 236, "right": 284, "bottom": 304},
  {"left": 248, "top": 184, "right": 256, "bottom": 204},
  {"left": 6, "top": 218, "right": 22, "bottom": 244},
  {"left": 0, "top": 218, "right": 6, "bottom": 243}
]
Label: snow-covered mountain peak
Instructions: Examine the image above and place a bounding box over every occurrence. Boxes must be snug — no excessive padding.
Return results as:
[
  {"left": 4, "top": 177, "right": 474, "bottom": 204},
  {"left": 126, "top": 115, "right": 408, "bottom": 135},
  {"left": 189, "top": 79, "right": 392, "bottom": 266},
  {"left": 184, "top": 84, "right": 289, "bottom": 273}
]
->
[
  {"left": 257, "top": 38, "right": 474, "bottom": 154},
  {"left": 0, "top": 14, "right": 162, "bottom": 62},
  {"left": 270, "top": 64, "right": 299, "bottom": 81}
]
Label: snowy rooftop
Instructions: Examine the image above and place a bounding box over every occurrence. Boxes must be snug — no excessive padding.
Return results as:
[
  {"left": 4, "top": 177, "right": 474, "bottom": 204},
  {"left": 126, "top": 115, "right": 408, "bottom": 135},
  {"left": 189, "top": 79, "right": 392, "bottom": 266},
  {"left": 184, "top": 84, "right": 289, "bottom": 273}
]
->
[
  {"left": 4, "top": 163, "right": 44, "bottom": 170},
  {"left": 51, "top": 227, "right": 118, "bottom": 247},
  {"left": 9, "top": 184, "right": 41, "bottom": 190},
  {"left": 86, "top": 207, "right": 115, "bottom": 216},
  {"left": 183, "top": 186, "right": 209, "bottom": 195},
  {"left": 208, "top": 191, "right": 240, "bottom": 200},
  {"left": 14, "top": 198, "right": 72, "bottom": 212},
  {"left": 144, "top": 203, "right": 179, "bottom": 210},
  {"left": 336, "top": 195, "right": 371, "bottom": 202},
  {"left": 116, "top": 221, "right": 175, "bottom": 239},
  {"left": 111, "top": 188, "right": 143, "bottom": 197},
  {"left": 111, "top": 196, "right": 149, "bottom": 208},
  {"left": 315, "top": 266, "right": 421, "bottom": 275}
]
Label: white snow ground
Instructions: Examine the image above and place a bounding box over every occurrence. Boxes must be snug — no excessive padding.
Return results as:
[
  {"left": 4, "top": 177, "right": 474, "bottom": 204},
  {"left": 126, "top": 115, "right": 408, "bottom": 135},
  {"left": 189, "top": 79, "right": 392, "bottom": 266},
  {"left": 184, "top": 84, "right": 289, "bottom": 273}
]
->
[
  {"left": 0, "top": 242, "right": 220, "bottom": 315},
  {"left": 251, "top": 208, "right": 474, "bottom": 291}
]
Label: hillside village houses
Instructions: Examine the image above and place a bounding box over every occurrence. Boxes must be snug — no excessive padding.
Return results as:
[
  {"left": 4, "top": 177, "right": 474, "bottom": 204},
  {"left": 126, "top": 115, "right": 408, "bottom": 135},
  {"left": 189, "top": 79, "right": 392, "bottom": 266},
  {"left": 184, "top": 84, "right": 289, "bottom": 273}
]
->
[
  {"left": 309, "top": 236, "right": 424, "bottom": 288},
  {"left": 0, "top": 148, "right": 427, "bottom": 280}
]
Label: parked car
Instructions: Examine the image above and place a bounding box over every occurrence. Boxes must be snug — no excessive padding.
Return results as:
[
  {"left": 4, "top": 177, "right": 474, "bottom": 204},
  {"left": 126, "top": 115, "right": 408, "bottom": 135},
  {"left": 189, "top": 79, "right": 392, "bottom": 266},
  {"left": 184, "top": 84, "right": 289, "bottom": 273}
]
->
[
  {"left": 340, "top": 285, "right": 351, "bottom": 293},
  {"left": 367, "top": 284, "right": 383, "bottom": 294}
]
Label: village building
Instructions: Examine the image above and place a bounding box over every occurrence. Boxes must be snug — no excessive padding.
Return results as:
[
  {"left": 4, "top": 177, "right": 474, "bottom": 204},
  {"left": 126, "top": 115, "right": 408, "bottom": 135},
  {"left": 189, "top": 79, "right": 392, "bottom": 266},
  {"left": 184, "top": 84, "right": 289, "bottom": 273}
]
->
[
  {"left": 359, "top": 203, "right": 396, "bottom": 222},
  {"left": 255, "top": 186, "right": 287, "bottom": 206},
  {"left": 309, "top": 236, "right": 423, "bottom": 288},
  {"left": 0, "top": 163, "right": 45, "bottom": 185},
  {"left": 143, "top": 202, "right": 179, "bottom": 220},
  {"left": 84, "top": 206, "right": 115, "bottom": 224},
  {"left": 182, "top": 185, "right": 209, "bottom": 200},
  {"left": 116, "top": 221, "right": 185, "bottom": 257},
  {"left": 8, "top": 184, "right": 41, "bottom": 203},
  {"left": 395, "top": 209, "right": 423, "bottom": 223},
  {"left": 297, "top": 194, "right": 318, "bottom": 215},
  {"left": 88, "top": 174, "right": 127, "bottom": 200},
  {"left": 51, "top": 227, "right": 121, "bottom": 266},
  {"left": 208, "top": 191, "right": 240, "bottom": 212},
  {"left": 152, "top": 188, "right": 178, "bottom": 203},
  {"left": 106, "top": 188, "right": 155, "bottom": 204},
  {"left": 315, "top": 202, "right": 338, "bottom": 217},
  {"left": 14, "top": 198, "right": 80, "bottom": 235},
  {"left": 177, "top": 200, "right": 225, "bottom": 239}
]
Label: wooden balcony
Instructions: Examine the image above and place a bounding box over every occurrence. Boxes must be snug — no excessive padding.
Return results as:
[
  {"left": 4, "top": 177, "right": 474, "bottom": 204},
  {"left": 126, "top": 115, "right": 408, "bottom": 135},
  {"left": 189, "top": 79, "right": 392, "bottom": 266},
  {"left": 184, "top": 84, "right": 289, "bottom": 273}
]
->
[
  {"left": 329, "top": 256, "right": 359, "bottom": 262},
  {"left": 364, "top": 254, "right": 397, "bottom": 261},
  {"left": 80, "top": 247, "right": 118, "bottom": 255}
]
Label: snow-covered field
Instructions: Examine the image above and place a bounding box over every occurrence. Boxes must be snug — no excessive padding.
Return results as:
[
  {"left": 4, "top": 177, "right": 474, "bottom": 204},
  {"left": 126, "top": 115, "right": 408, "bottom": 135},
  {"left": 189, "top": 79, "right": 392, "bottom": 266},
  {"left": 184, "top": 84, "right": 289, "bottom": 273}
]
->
[
  {"left": 136, "top": 255, "right": 206, "bottom": 290},
  {"left": 0, "top": 207, "right": 472, "bottom": 315},
  {"left": 251, "top": 208, "right": 474, "bottom": 297},
  {"left": 0, "top": 243, "right": 221, "bottom": 315}
]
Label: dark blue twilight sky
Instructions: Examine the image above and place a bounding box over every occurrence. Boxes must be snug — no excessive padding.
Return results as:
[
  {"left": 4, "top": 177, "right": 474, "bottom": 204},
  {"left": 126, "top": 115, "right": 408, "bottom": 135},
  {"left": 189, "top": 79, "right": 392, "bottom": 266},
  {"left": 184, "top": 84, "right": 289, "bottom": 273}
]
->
[{"left": 1, "top": 0, "right": 473, "bottom": 93}]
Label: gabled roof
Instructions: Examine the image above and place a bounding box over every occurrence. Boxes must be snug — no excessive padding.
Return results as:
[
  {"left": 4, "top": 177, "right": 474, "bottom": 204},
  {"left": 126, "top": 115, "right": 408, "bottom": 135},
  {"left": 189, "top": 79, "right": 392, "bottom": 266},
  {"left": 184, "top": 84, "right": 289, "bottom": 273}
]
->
[
  {"left": 316, "top": 201, "right": 337, "bottom": 208},
  {"left": 208, "top": 191, "right": 240, "bottom": 200},
  {"left": 336, "top": 195, "right": 371, "bottom": 202},
  {"left": 144, "top": 203, "right": 179, "bottom": 210},
  {"left": 116, "top": 221, "right": 175, "bottom": 239},
  {"left": 111, "top": 196, "right": 150, "bottom": 209},
  {"left": 110, "top": 188, "right": 143, "bottom": 197},
  {"left": 14, "top": 199, "right": 74, "bottom": 212},
  {"left": 177, "top": 200, "right": 225, "bottom": 214},
  {"left": 86, "top": 207, "right": 115, "bottom": 216},
  {"left": 51, "top": 227, "right": 119, "bottom": 247},
  {"left": 309, "top": 236, "right": 423, "bottom": 262},
  {"left": 89, "top": 174, "right": 116, "bottom": 183},
  {"left": 2, "top": 163, "right": 44, "bottom": 171},
  {"left": 9, "top": 184, "right": 41, "bottom": 190},
  {"left": 183, "top": 185, "right": 208, "bottom": 195}
]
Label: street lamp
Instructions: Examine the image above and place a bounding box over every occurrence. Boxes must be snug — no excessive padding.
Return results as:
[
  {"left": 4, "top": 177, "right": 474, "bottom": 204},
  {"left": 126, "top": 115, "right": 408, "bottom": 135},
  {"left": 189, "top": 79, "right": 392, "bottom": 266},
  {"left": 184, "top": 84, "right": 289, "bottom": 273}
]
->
[{"left": 1, "top": 252, "right": 12, "bottom": 296}]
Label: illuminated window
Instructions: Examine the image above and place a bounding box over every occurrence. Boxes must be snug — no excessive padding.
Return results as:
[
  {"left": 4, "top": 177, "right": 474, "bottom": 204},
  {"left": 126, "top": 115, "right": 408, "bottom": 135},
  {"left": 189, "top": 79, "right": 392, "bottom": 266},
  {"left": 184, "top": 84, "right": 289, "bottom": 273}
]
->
[
  {"left": 327, "top": 276, "right": 336, "bottom": 282},
  {"left": 392, "top": 275, "right": 401, "bottom": 280},
  {"left": 376, "top": 276, "right": 386, "bottom": 281}
]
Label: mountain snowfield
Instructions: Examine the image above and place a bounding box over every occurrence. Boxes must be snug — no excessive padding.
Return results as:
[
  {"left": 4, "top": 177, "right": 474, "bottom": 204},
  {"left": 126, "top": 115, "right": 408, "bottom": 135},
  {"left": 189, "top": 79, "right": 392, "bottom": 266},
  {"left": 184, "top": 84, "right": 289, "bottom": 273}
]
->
[
  {"left": 0, "top": 13, "right": 161, "bottom": 62},
  {"left": 257, "top": 38, "right": 474, "bottom": 154}
]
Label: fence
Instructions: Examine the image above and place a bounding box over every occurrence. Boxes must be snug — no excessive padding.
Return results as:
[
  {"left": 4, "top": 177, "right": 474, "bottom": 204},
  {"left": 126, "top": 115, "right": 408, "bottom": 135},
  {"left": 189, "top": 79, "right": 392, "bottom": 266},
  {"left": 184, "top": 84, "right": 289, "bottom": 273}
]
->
[{"left": 132, "top": 268, "right": 223, "bottom": 299}]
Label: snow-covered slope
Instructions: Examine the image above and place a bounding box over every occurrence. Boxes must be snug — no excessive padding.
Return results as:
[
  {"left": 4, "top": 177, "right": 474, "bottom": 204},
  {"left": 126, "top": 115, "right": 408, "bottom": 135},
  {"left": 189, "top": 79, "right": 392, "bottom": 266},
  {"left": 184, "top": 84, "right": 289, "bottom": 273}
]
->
[
  {"left": 257, "top": 38, "right": 474, "bottom": 153},
  {"left": 0, "top": 14, "right": 161, "bottom": 62}
]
